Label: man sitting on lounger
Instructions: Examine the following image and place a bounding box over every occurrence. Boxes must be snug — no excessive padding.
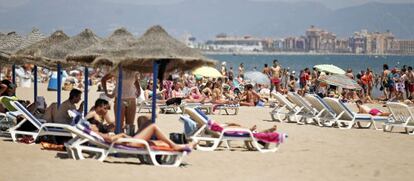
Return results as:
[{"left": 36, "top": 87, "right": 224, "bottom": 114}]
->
[{"left": 43, "top": 89, "right": 84, "bottom": 124}]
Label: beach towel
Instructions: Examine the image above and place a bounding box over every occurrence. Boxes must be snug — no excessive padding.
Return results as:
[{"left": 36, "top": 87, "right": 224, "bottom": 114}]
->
[
  {"left": 180, "top": 116, "right": 197, "bottom": 136},
  {"left": 208, "top": 120, "right": 285, "bottom": 144}
]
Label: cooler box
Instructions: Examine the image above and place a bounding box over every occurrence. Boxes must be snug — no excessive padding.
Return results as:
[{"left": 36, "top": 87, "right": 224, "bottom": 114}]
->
[{"left": 48, "top": 77, "right": 58, "bottom": 91}]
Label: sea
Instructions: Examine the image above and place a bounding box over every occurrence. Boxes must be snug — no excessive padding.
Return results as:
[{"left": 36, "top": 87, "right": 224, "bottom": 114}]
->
[
  {"left": 206, "top": 54, "right": 414, "bottom": 75},
  {"left": 206, "top": 54, "right": 414, "bottom": 98}
]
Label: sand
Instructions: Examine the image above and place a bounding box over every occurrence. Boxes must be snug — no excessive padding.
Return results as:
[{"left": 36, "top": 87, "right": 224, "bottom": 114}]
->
[{"left": 0, "top": 83, "right": 414, "bottom": 181}]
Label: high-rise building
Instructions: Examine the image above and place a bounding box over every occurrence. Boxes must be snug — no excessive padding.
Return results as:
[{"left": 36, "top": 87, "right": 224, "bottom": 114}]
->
[
  {"left": 389, "top": 40, "right": 414, "bottom": 54},
  {"left": 305, "top": 25, "right": 336, "bottom": 52},
  {"left": 349, "top": 30, "right": 394, "bottom": 54}
]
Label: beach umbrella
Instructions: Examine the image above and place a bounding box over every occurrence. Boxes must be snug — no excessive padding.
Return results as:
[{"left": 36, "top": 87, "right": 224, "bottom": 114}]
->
[
  {"left": 67, "top": 25, "right": 216, "bottom": 132},
  {"left": 192, "top": 66, "right": 222, "bottom": 78},
  {"left": 319, "top": 74, "right": 362, "bottom": 90},
  {"left": 44, "top": 29, "right": 102, "bottom": 115},
  {"left": 66, "top": 28, "right": 137, "bottom": 66},
  {"left": 244, "top": 71, "right": 270, "bottom": 86},
  {"left": 11, "top": 30, "right": 71, "bottom": 69},
  {"left": 11, "top": 30, "right": 70, "bottom": 106},
  {"left": 314, "top": 64, "right": 346, "bottom": 75}
]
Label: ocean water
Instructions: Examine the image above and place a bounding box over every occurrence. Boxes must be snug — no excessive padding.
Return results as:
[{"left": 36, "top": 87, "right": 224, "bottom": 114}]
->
[{"left": 206, "top": 54, "right": 414, "bottom": 75}]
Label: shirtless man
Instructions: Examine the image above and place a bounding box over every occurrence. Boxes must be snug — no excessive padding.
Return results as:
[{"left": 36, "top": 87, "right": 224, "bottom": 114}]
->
[
  {"left": 262, "top": 64, "right": 271, "bottom": 79},
  {"left": 407, "top": 66, "right": 414, "bottom": 99},
  {"left": 271, "top": 59, "right": 282, "bottom": 94}
]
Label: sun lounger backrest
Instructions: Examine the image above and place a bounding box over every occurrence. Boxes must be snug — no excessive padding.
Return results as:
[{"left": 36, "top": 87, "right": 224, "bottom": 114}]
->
[
  {"left": 291, "top": 92, "right": 314, "bottom": 112},
  {"left": 195, "top": 108, "right": 210, "bottom": 121},
  {"left": 311, "top": 95, "right": 336, "bottom": 116},
  {"left": 11, "top": 101, "right": 42, "bottom": 128},
  {"left": 287, "top": 93, "right": 302, "bottom": 107},
  {"left": 274, "top": 92, "right": 295, "bottom": 110},
  {"left": 305, "top": 94, "right": 324, "bottom": 112},
  {"left": 323, "top": 98, "right": 354, "bottom": 120},
  {"left": 184, "top": 108, "right": 208, "bottom": 126},
  {"left": 387, "top": 102, "right": 414, "bottom": 125}
]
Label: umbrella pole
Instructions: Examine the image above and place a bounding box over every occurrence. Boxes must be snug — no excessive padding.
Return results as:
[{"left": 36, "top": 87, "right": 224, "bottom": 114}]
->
[
  {"left": 57, "top": 63, "right": 62, "bottom": 108},
  {"left": 83, "top": 66, "right": 88, "bottom": 116},
  {"left": 151, "top": 61, "right": 159, "bottom": 124},
  {"left": 115, "top": 65, "right": 123, "bottom": 134},
  {"left": 12, "top": 64, "right": 16, "bottom": 85},
  {"left": 34, "top": 65, "right": 38, "bottom": 103}
]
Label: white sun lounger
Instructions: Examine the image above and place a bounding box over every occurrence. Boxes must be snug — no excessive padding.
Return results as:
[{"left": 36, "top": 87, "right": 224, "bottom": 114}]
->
[
  {"left": 214, "top": 103, "right": 240, "bottom": 115},
  {"left": 184, "top": 108, "right": 284, "bottom": 153},
  {"left": 8, "top": 101, "right": 73, "bottom": 142},
  {"left": 270, "top": 92, "right": 302, "bottom": 123},
  {"left": 304, "top": 94, "right": 337, "bottom": 127},
  {"left": 323, "top": 97, "right": 389, "bottom": 130},
  {"left": 63, "top": 121, "right": 188, "bottom": 167},
  {"left": 286, "top": 92, "right": 322, "bottom": 125},
  {"left": 383, "top": 102, "right": 414, "bottom": 135}
]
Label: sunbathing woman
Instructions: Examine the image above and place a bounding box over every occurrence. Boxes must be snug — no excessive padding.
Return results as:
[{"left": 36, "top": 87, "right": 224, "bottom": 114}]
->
[
  {"left": 211, "top": 81, "right": 236, "bottom": 105},
  {"left": 355, "top": 100, "right": 391, "bottom": 116},
  {"left": 89, "top": 117, "right": 195, "bottom": 152},
  {"left": 186, "top": 86, "right": 209, "bottom": 103},
  {"left": 239, "top": 84, "right": 261, "bottom": 106}
]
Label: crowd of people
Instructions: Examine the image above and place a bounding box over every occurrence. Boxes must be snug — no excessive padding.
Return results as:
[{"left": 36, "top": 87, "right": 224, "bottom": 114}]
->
[{"left": 0, "top": 60, "right": 412, "bottom": 148}]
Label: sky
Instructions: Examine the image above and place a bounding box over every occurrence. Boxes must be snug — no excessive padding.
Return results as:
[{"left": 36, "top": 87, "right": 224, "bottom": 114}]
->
[{"left": 0, "top": 0, "right": 413, "bottom": 9}]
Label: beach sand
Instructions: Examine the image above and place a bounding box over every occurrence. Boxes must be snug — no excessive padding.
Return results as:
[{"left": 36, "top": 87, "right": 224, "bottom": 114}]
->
[{"left": 1, "top": 83, "right": 414, "bottom": 181}]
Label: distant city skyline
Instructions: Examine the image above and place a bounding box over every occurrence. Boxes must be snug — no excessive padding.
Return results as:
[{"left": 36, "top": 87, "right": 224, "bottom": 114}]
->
[
  {"left": 1, "top": 0, "right": 414, "bottom": 9},
  {"left": 1, "top": 0, "right": 413, "bottom": 40}
]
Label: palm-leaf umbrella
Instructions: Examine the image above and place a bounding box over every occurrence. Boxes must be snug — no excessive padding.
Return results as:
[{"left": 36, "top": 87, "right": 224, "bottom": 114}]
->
[
  {"left": 11, "top": 30, "right": 71, "bottom": 69},
  {"left": 319, "top": 74, "right": 362, "bottom": 90},
  {"left": 44, "top": 29, "right": 102, "bottom": 115},
  {"left": 244, "top": 71, "right": 270, "bottom": 86},
  {"left": 314, "top": 64, "right": 346, "bottom": 75},
  {"left": 66, "top": 25, "right": 216, "bottom": 131},
  {"left": 11, "top": 30, "right": 71, "bottom": 106},
  {"left": 66, "top": 28, "right": 136, "bottom": 66},
  {"left": 0, "top": 32, "right": 25, "bottom": 65}
]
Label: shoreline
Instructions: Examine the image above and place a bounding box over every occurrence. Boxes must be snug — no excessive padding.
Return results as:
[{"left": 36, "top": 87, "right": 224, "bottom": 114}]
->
[{"left": 202, "top": 51, "right": 414, "bottom": 56}]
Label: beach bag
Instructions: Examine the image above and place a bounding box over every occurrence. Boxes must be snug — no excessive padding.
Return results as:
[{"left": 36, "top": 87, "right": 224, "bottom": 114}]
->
[
  {"left": 169, "top": 133, "right": 188, "bottom": 144},
  {"left": 166, "top": 97, "right": 182, "bottom": 106}
]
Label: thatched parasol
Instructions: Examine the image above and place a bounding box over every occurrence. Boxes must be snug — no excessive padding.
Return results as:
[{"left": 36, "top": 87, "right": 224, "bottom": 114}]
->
[
  {"left": 0, "top": 32, "right": 25, "bottom": 53},
  {"left": 46, "top": 29, "right": 101, "bottom": 60},
  {"left": 18, "top": 28, "right": 46, "bottom": 50},
  {"left": 66, "top": 28, "right": 136, "bottom": 66},
  {"left": 91, "top": 25, "right": 216, "bottom": 72},
  {"left": 11, "top": 30, "right": 70, "bottom": 68},
  {"left": 0, "top": 32, "right": 25, "bottom": 64}
]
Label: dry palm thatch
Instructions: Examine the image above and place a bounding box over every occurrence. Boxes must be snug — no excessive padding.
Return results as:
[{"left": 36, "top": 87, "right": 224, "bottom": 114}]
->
[
  {"left": 46, "top": 28, "right": 101, "bottom": 60},
  {"left": 11, "top": 30, "right": 70, "bottom": 68},
  {"left": 0, "top": 32, "right": 25, "bottom": 65},
  {"left": 18, "top": 28, "right": 46, "bottom": 50},
  {"left": 90, "top": 25, "right": 216, "bottom": 73},
  {"left": 0, "top": 32, "right": 24, "bottom": 53},
  {"left": 66, "top": 27, "right": 136, "bottom": 66}
]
